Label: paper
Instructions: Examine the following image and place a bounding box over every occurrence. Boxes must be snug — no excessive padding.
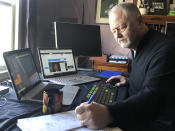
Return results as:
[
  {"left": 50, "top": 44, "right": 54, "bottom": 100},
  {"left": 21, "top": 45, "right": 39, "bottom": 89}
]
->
[
  {"left": 17, "top": 110, "right": 81, "bottom": 131},
  {"left": 17, "top": 110, "right": 122, "bottom": 131}
]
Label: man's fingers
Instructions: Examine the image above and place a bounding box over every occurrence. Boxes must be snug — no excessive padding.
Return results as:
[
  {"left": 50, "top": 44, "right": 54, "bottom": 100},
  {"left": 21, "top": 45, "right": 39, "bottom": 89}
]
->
[
  {"left": 77, "top": 113, "right": 87, "bottom": 121},
  {"left": 116, "top": 79, "right": 126, "bottom": 86},
  {"left": 75, "top": 104, "right": 86, "bottom": 114},
  {"left": 80, "top": 119, "right": 88, "bottom": 126},
  {"left": 106, "top": 75, "right": 120, "bottom": 83}
]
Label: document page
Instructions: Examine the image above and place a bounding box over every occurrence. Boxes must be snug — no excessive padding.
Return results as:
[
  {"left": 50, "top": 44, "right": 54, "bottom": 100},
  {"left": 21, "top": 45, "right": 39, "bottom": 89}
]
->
[
  {"left": 17, "top": 110, "right": 82, "bottom": 131},
  {"left": 17, "top": 110, "right": 122, "bottom": 131}
]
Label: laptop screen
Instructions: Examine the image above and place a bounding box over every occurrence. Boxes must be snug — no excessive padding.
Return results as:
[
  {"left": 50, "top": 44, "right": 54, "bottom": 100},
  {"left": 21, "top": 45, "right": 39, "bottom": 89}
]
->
[
  {"left": 38, "top": 49, "right": 77, "bottom": 78},
  {"left": 3, "top": 49, "right": 40, "bottom": 97}
]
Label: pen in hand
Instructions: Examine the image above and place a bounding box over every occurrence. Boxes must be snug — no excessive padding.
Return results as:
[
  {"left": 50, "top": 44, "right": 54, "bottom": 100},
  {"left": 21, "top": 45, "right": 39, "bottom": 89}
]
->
[{"left": 87, "top": 92, "right": 97, "bottom": 104}]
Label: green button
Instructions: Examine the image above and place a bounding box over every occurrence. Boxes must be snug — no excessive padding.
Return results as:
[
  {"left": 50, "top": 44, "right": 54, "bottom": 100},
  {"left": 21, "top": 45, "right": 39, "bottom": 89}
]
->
[
  {"left": 90, "top": 91, "right": 93, "bottom": 94},
  {"left": 86, "top": 95, "right": 90, "bottom": 99},
  {"left": 109, "top": 100, "right": 113, "bottom": 103}
]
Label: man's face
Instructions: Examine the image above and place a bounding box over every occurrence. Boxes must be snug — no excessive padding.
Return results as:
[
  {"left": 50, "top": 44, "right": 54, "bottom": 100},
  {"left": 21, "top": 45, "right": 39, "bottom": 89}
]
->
[
  {"left": 109, "top": 10, "right": 139, "bottom": 49},
  {"left": 54, "top": 64, "right": 58, "bottom": 70}
]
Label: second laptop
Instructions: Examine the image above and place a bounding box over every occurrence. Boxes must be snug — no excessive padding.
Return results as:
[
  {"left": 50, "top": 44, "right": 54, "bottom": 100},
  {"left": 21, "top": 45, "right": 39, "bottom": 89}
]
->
[{"left": 38, "top": 48, "right": 100, "bottom": 85}]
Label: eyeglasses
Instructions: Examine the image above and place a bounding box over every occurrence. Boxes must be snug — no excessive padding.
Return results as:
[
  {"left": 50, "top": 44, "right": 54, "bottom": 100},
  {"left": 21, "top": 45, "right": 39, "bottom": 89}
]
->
[{"left": 112, "top": 24, "right": 127, "bottom": 34}]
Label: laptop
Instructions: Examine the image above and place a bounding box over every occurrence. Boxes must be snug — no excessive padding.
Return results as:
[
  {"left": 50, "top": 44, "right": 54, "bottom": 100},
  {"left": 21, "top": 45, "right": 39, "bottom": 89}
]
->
[
  {"left": 3, "top": 48, "right": 79, "bottom": 105},
  {"left": 37, "top": 48, "right": 100, "bottom": 85}
]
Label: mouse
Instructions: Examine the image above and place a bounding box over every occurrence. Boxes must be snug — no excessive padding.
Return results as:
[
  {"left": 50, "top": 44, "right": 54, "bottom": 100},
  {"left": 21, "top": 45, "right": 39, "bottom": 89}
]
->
[{"left": 109, "top": 79, "right": 120, "bottom": 86}]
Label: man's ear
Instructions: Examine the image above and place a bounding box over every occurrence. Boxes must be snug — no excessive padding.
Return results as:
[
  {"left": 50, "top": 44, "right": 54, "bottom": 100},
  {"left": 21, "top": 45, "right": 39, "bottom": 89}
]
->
[{"left": 137, "top": 15, "right": 144, "bottom": 24}]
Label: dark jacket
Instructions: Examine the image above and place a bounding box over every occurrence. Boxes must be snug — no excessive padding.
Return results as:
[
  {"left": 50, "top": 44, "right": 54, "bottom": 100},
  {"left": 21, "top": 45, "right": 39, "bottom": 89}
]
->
[{"left": 107, "top": 29, "right": 175, "bottom": 131}]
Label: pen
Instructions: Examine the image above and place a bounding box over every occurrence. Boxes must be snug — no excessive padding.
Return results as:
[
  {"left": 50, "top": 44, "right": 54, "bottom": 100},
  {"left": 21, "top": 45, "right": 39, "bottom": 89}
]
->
[{"left": 87, "top": 92, "right": 97, "bottom": 104}]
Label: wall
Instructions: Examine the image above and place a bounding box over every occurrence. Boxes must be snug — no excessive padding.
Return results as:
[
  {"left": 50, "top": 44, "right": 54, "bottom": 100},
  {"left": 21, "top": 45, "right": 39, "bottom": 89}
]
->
[
  {"left": 35, "top": 0, "right": 84, "bottom": 48},
  {"left": 34, "top": 0, "right": 131, "bottom": 70}
]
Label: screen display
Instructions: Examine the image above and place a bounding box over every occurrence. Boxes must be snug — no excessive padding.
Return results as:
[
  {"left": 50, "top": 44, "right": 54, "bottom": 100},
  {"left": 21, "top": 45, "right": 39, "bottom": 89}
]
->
[
  {"left": 54, "top": 22, "right": 102, "bottom": 56},
  {"left": 39, "top": 49, "right": 76, "bottom": 76},
  {"left": 4, "top": 50, "right": 40, "bottom": 95}
]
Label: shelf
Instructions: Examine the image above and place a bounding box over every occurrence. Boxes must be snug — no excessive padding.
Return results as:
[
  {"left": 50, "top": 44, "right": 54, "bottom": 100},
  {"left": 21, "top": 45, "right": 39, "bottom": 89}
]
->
[
  {"left": 142, "top": 15, "right": 175, "bottom": 25},
  {"left": 93, "top": 61, "right": 129, "bottom": 72},
  {"left": 142, "top": 15, "right": 175, "bottom": 34}
]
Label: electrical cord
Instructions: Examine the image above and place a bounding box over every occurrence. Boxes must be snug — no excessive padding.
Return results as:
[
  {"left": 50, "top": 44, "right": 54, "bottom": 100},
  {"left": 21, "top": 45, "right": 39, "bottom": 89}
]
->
[{"left": 0, "top": 95, "right": 7, "bottom": 107}]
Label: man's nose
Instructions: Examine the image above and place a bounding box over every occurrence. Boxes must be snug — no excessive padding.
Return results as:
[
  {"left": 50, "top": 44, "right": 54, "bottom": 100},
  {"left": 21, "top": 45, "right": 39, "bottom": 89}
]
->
[{"left": 114, "top": 30, "right": 122, "bottom": 38}]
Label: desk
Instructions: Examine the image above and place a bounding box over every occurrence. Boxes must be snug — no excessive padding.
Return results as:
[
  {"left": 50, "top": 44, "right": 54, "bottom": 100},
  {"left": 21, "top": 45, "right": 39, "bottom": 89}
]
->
[
  {"left": 0, "top": 70, "right": 100, "bottom": 130},
  {"left": 0, "top": 70, "right": 125, "bottom": 131}
]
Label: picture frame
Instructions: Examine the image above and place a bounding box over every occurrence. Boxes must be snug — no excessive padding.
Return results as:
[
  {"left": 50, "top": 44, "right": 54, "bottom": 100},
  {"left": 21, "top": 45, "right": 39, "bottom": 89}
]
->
[{"left": 96, "top": 0, "right": 122, "bottom": 24}]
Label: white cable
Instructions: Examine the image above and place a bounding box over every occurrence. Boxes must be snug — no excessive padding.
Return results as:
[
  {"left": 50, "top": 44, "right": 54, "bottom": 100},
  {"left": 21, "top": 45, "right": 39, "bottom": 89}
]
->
[{"left": 0, "top": 95, "right": 7, "bottom": 107}]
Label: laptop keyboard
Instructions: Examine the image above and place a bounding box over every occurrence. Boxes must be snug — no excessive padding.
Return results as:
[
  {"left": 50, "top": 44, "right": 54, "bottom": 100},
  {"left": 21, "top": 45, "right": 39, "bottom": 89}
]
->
[
  {"left": 48, "top": 74, "right": 100, "bottom": 85},
  {"left": 85, "top": 81, "right": 118, "bottom": 105},
  {"left": 49, "top": 77, "right": 82, "bottom": 85}
]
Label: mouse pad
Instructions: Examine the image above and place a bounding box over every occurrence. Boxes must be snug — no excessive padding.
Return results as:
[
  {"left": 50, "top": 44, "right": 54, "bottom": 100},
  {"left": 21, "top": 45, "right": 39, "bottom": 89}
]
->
[{"left": 98, "top": 70, "right": 122, "bottom": 78}]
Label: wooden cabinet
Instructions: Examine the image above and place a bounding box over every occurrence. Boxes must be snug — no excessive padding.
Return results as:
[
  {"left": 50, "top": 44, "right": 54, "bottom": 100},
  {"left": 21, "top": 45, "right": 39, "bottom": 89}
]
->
[
  {"left": 142, "top": 15, "right": 175, "bottom": 25},
  {"left": 142, "top": 15, "right": 175, "bottom": 33},
  {"left": 90, "top": 55, "right": 129, "bottom": 72},
  {"left": 93, "top": 61, "right": 129, "bottom": 72}
]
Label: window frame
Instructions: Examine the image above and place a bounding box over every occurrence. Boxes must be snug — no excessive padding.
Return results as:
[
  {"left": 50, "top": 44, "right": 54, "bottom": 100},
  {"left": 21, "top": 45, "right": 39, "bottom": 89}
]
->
[{"left": 0, "top": 0, "right": 19, "bottom": 81}]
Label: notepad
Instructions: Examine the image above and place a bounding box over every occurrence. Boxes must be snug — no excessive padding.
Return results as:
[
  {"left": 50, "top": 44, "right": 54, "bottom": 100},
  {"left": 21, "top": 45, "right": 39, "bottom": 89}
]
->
[
  {"left": 17, "top": 110, "right": 122, "bottom": 131},
  {"left": 17, "top": 110, "right": 81, "bottom": 131},
  {"left": 98, "top": 70, "right": 122, "bottom": 78}
]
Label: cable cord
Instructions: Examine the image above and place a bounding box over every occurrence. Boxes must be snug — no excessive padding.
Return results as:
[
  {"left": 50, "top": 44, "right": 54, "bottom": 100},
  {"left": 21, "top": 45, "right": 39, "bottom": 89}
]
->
[{"left": 0, "top": 95, "right": 7, "bottom": 107}]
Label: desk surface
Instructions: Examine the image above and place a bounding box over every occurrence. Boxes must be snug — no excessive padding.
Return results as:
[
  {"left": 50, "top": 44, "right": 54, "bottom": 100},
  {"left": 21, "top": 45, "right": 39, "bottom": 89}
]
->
[
  {"left": 0, "top": 70, "right": 104, "bottom": 130},
  {"left": 0, "top": 70, "right": 127, "bottom": 131}
]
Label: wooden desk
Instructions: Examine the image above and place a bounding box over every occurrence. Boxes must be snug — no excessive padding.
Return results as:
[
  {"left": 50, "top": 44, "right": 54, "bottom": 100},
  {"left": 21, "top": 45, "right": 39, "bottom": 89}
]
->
[{"left": 93, "top": 61, "right": 129, "bottom": 72}]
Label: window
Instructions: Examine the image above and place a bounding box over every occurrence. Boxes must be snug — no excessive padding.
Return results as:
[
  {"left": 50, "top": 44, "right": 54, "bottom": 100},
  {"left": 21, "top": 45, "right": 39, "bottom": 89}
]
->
[{"left": 0, "top": 0, "right": 18, "bottom": 72}]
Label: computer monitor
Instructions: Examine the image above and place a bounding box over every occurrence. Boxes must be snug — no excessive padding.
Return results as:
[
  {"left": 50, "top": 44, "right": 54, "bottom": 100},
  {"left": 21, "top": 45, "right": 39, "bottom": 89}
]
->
[
  {"left": 166, "top": 22, "right": 175, "bottom": 37},
  {"left": 54, "top": 22, "right": 102, "bottom": 57}
]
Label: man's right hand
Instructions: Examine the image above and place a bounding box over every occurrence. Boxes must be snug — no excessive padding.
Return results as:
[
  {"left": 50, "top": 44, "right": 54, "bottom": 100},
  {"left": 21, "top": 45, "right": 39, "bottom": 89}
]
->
[
  {"left": 106, "top": 75, "right": 129, "bottom": 87},
  {"left": 75, "top": 102, "right": 113, "bottom": 129}
]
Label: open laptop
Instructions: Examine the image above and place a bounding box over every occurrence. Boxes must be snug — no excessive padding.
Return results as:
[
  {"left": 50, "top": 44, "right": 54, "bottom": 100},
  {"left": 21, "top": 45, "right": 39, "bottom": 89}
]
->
[
  {"left": 3, "top": 48, "right": 79, "bottom": 105},
  {"left": 38, "top": 48, "right": 100, "bottom": 85}
]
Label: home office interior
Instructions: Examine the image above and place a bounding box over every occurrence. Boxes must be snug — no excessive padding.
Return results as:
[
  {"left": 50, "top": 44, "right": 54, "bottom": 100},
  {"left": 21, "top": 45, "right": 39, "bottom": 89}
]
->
[{"left": 0, "top": 0, "right": 175, "bottom": 130}]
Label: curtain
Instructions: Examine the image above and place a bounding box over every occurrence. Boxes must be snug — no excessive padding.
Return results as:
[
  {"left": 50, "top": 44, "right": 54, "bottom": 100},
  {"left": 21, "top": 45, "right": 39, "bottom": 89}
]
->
[{"left": 19, "top": 0, "right": 36, "bottom": 52}]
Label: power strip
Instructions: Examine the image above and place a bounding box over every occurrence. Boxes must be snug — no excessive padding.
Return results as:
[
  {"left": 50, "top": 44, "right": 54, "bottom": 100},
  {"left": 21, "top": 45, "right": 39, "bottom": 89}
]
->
[{"left": 0, "top": 86, "right": 9, "bottom": 96}]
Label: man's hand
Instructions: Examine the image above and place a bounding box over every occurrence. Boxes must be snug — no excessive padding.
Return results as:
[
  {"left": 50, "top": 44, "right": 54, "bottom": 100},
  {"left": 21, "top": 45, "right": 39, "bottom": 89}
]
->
[
  {"left": 106, "top": 75, "right": 129, "bottom": 87},
  {"left": 75, "top": 102, "right": 113, "bottom": 129}
]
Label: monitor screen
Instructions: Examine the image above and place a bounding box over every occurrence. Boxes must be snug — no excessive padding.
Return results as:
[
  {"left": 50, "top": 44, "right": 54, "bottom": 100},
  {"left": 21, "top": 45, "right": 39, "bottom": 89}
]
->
[
  {"left": 38, "top": 49, "right": 77, "bottom": 77},
  {"left": 166, "top": 23, "right": 175, "bottom": 37},
  {"left": 3, "top": 49, "right": 40, "bottom": 96},
  {"left": 54, "top": 22, "right": 102, "bottom": 57}
]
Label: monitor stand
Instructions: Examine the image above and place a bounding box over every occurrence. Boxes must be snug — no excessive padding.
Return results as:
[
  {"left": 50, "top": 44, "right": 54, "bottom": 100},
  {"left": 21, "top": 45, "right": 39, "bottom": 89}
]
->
[{"left": 75, "top": 56, "right": 93, "bottom": 71}]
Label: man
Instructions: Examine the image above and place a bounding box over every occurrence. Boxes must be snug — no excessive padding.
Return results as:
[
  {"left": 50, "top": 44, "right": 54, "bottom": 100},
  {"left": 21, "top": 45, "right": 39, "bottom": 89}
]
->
[{"left": 75, "top": 2, "right": 175, "bottom": 131}]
